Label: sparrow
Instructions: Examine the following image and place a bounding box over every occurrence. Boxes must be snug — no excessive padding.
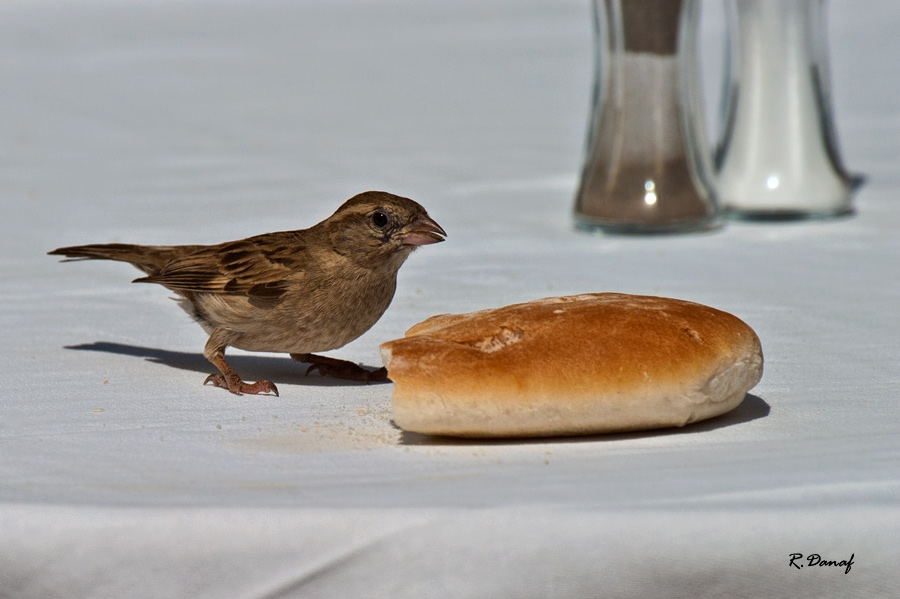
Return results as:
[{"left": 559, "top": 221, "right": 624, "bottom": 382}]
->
[{"left": 49, "top": 191, "right": 446, "bottom": 396}]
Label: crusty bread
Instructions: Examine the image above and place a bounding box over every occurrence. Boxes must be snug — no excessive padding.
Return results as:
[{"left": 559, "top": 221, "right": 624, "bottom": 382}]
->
[{"left": 380, "top": 293, "right": 763, "bottom": 438}]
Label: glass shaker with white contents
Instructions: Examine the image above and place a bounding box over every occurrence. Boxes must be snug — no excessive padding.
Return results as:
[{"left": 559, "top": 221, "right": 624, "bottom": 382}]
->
[{"left": 714, "top": 0, "right": 854, "bottom": 219}]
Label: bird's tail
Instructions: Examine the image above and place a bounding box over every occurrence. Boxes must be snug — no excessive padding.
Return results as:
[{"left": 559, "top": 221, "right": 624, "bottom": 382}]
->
[{"left": 48, "top": 243, "right": 202, "bottom": 276}]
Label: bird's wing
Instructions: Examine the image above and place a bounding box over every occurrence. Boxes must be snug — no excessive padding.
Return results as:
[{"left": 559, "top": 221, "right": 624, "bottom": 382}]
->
[{"left": 135, "top": 233, "right": 306, "bottom": 301}]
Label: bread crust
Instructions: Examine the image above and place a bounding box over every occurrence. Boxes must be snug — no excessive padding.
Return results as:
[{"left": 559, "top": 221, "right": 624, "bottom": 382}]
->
[{"left": 380, "top": 293, "right": 763, "bottom": 438}]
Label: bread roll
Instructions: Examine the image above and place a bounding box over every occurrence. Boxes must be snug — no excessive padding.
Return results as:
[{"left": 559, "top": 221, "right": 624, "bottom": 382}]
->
[{"left": 380, "top": 293, "right": 763, "bottom": 438}]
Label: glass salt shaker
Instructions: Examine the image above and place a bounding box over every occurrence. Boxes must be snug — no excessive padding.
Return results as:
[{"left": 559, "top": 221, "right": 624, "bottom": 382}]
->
[
  {"left": 714, "top": 0, "right": 854, "bottom": 219},
  {"left": 574, "top": 0, "right": 719, "bottom": 234}
]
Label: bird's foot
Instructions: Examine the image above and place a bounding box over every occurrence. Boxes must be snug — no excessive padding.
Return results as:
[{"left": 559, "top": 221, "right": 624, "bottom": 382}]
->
[
  {"left": 291, "top": 353, "right": 389, "bottom": 383},
  {"left": 204, "top": 373, "right": 279, "bottom": 396}
]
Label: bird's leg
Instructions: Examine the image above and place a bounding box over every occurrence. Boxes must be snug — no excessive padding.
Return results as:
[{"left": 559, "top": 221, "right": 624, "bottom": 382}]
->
[
  {"left": 203, "top": 355, "right": 279, "bottom": 396},
  {"left": 203, "top": 331, "right": 278, "bottom": 396},
  {"left": 291, "top": 353, "right": 388, "bottom": 383}
]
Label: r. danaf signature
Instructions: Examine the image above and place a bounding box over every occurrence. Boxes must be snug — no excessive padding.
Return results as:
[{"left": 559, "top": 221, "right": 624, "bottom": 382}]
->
[{"left": 789, "top": 553, "right": 854, "bottom": 574}]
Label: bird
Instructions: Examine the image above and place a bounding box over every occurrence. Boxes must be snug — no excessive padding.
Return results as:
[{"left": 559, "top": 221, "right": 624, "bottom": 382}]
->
[{"left": 49, "top": 191, "right": 446, "bottom": 396}]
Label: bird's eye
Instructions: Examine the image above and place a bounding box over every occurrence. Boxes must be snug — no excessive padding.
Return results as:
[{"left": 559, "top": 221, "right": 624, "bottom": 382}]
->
[{"left": 370, "top": 210, "right": 389, "bottom": 228}]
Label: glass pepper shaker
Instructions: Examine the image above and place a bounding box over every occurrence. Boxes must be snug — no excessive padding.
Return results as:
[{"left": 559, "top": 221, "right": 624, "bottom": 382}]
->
[{"left": 574, "top": 0, "right": 719, "bottom": 234}]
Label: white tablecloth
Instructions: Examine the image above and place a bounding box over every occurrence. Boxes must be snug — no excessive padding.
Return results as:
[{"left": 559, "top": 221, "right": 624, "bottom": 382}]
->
[{"left": 2, "top": 1, "right": 897, "bottom": 597}]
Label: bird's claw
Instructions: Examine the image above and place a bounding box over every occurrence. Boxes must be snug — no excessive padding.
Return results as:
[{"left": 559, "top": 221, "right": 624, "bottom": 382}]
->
[
  {"left": 204, "top": 373, "right": 279, "bottom": 396},
  {"left": 363, "top": 366, "right": 389, "bottom": 383},
  {"left": 305, "top": 362, "right": 388, "bottom": 383},
  {"left": 295, "top": 354, "right": 388, "bottom": 383}
]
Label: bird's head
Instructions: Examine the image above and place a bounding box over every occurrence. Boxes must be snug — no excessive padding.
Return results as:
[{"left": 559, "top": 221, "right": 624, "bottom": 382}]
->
[{"left": 324, "top": 191, "right": 446, "bottom": 271}]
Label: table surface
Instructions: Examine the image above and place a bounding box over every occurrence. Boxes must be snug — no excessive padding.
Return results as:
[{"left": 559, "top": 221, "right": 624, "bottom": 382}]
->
[{"left": 2, "top": 1, "right": 898, "bottom": 597}]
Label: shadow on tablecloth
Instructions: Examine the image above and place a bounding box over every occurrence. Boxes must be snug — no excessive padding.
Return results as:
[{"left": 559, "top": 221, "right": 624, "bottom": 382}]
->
[{"left": 64, "top": 341, "right": 389, "bottom": 387}]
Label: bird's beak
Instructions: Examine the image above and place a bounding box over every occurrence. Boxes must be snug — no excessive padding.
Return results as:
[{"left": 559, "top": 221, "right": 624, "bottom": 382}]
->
[{"left": 399, "top": 215, "right": 446, "bottom": 246}]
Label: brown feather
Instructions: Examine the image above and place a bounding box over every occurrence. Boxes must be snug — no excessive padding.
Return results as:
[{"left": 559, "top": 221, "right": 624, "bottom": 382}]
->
[{"left": 134, "top": 232, "right": 307, "bottom": 299}]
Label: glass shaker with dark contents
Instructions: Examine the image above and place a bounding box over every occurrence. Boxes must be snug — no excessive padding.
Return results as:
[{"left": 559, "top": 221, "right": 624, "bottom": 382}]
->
[{"left": 574, "top": 0, "right": 719, "bottom": 234}]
